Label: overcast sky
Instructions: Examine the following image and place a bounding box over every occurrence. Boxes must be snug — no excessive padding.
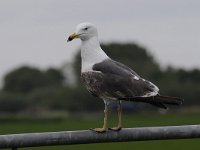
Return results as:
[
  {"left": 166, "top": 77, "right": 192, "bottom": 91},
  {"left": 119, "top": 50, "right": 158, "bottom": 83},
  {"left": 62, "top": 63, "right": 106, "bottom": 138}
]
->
[{"left": 0, "top": 0, "right": 200, "bottom": 84}]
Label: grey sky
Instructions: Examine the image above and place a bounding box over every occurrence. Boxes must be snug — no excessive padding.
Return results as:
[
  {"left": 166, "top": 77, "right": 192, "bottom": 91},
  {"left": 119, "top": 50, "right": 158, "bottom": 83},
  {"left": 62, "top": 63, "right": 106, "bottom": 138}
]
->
[{"left": 0, "top": 0, "right": 200, "bottom": 84}]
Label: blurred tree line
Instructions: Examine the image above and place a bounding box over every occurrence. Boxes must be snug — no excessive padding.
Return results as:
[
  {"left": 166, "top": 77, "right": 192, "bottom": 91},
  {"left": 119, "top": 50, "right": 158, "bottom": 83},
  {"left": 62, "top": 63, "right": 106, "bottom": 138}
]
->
[{"left": 0, "top": 43, "right": 200, "bottom": 113}]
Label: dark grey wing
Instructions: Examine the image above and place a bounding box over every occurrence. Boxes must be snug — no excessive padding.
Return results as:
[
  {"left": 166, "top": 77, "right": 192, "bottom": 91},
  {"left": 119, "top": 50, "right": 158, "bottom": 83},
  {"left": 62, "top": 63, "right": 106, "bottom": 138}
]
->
[
  {"left": 82, "top": 59, "right": 159, "bottom": 100},
  {"left": 93, "top": 59, "right": 140, "bottom": 78},
  {"left": 81, "top": 71, "right": 158, "bottom": 100}
]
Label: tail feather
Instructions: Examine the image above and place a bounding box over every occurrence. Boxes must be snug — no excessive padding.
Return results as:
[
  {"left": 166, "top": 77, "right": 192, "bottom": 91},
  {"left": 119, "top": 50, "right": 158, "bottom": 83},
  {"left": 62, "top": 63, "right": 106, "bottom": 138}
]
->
[{"left": 119, "top": 95, "right": 184, "bottom": 108}]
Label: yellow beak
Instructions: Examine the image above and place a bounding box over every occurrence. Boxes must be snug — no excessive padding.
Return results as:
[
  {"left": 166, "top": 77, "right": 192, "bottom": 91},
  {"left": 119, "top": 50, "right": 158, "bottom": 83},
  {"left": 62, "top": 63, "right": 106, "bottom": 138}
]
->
[{"left": 67, "top": 33, "right": 79, "bottom": 42}]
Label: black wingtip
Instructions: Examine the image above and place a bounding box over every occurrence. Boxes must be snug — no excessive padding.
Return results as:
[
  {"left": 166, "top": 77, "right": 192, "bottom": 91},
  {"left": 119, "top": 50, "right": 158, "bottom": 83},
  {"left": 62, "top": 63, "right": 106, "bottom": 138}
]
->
[{"left": 118, "top": 95, "right": 184, "bottom": 106}]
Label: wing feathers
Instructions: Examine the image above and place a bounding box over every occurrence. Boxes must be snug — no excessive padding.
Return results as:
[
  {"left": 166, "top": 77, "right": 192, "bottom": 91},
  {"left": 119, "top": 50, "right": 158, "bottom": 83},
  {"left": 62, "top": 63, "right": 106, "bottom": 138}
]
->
[{"left": 120, "top": 95, "right": 184, "bottom": 108}]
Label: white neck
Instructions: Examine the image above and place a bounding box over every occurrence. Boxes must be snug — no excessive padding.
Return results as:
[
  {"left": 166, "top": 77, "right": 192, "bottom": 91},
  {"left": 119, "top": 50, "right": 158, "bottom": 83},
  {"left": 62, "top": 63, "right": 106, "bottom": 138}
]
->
[{"left": 81, "top": 36, "right": 109, "bottom": 72}]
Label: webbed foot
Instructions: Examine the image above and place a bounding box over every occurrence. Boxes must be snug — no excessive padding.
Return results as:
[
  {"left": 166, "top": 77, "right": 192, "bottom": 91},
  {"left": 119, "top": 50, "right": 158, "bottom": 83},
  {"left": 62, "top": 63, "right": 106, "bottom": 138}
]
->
[
  {"left": 90, "top": 127, "right": 108, "bottom": 133},
  {"left": 109, "top": 126, "right": 122, "bottom": 131}
]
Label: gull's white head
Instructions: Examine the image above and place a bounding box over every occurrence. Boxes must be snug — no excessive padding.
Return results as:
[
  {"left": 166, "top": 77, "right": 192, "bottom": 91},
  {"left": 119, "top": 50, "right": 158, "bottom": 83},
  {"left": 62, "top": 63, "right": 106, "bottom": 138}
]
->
[{"left": 68, "top": 22, "right": 98, "bottom": 42}]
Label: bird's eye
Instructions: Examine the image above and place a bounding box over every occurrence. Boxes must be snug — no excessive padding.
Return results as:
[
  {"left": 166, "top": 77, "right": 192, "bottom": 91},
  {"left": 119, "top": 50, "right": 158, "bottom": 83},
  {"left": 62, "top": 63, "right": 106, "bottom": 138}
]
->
[{"left": 84, "top": 27, "right": 88, "bottom": 30}]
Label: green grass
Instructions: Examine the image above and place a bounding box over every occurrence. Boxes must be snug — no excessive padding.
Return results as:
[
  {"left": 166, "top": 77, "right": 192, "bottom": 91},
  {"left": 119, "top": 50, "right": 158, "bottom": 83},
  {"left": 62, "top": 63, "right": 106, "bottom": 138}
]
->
[{"left": 0, "top": 112, "right": 200, "bottom": 150}]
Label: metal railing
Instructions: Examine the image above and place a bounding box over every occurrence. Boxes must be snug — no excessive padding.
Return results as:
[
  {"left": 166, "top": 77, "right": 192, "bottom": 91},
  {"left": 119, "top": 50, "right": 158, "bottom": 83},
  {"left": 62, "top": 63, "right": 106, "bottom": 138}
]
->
[{"left": 0, "top": 125, "right": 200, "bottom": 149}]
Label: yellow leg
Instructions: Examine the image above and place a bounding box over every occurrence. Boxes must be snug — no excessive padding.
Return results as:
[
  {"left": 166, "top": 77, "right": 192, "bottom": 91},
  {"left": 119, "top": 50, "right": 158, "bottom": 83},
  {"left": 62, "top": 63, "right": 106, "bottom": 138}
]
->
[
  {"left": 91, "top": 103, "right": 108, "bottom": 133},
  {"left": 110, "top": 101, "right": 122, "bottom": 131}
]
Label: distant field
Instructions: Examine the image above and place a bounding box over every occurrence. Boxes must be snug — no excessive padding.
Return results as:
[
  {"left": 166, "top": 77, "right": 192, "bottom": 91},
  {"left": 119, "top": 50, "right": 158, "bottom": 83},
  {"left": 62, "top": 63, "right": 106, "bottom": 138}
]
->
[{"left": 0, "top": 112, "right": 200, "bottom": 150}]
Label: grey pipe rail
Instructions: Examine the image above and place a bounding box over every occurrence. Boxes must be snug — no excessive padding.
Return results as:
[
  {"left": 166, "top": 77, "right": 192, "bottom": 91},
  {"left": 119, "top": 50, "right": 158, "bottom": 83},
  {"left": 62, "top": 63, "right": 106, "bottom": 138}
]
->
[{"left": 0, "top": 125, "right": 200, "bottom": 149}]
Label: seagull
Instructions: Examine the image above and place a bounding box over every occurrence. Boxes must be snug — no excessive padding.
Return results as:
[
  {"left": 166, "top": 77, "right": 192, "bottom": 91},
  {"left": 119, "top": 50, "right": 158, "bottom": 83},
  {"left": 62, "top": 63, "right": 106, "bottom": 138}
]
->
[{"left": 67, "top": 22, "right": 183, "bottom": 133}]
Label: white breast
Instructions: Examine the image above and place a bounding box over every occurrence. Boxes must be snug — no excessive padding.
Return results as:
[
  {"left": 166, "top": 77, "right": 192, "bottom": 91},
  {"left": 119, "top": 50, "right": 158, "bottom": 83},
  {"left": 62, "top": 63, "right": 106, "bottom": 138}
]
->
[{"left": 80, "top": 37, "right": 109, "bottom": 72}]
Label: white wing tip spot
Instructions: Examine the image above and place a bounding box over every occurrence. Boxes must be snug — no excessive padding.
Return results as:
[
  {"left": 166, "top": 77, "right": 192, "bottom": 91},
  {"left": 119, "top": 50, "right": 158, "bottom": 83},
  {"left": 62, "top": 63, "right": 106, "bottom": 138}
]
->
[{"left": 133, "top": 76, "right": 139, "bottom": 80}]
